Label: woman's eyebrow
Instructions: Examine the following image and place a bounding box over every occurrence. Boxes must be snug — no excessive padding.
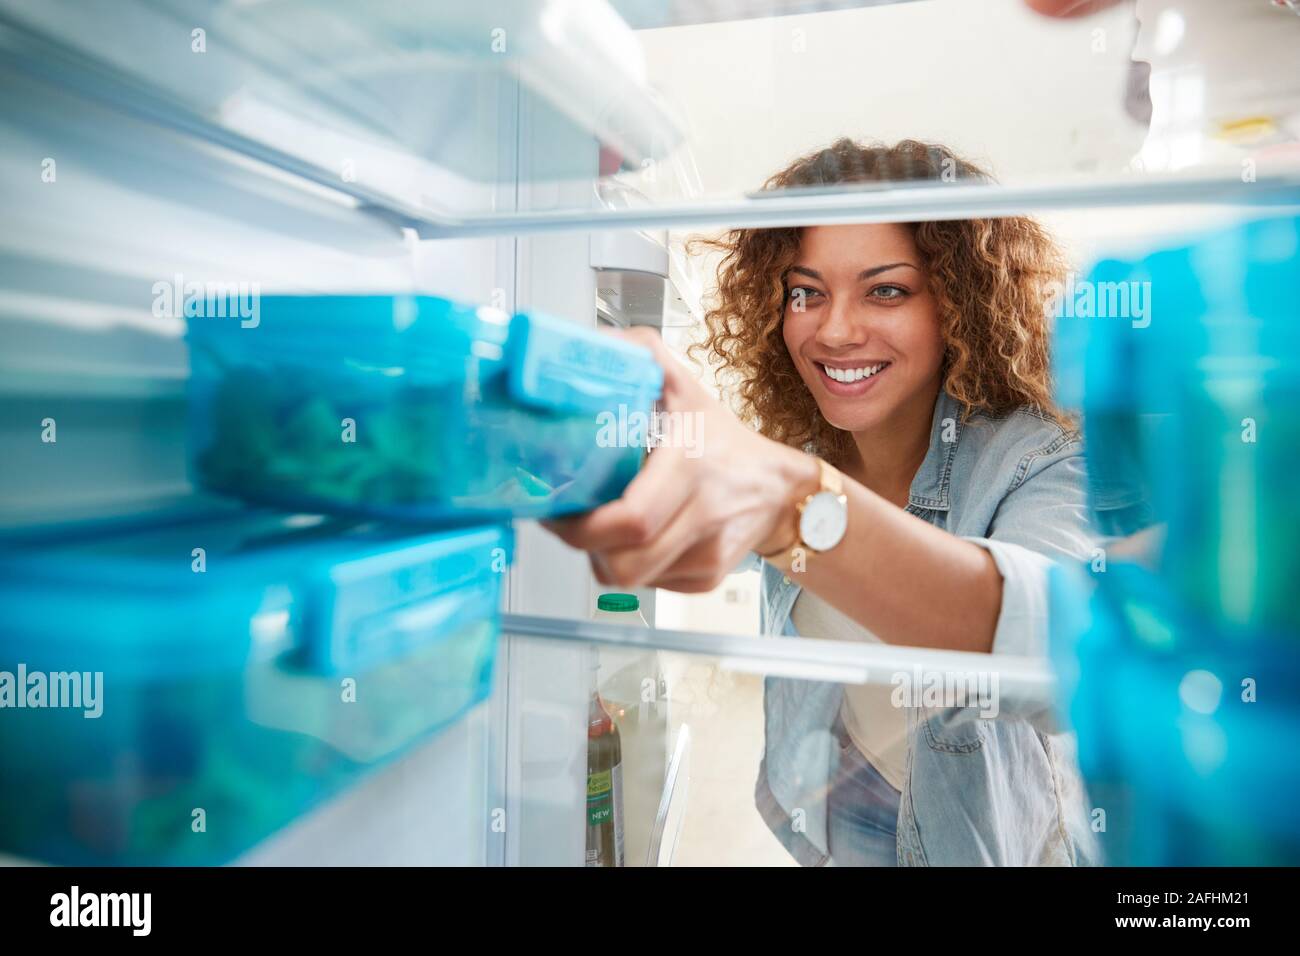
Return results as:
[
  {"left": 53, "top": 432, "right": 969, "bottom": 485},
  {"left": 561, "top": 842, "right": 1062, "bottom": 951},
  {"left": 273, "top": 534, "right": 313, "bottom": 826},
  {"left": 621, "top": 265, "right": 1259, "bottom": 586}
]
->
[
  {"left": 859, "top": 262, "right": 919, "bottom": 280},
  {"left": 787, "top": 262, "right": 919, "bottom": 283}
]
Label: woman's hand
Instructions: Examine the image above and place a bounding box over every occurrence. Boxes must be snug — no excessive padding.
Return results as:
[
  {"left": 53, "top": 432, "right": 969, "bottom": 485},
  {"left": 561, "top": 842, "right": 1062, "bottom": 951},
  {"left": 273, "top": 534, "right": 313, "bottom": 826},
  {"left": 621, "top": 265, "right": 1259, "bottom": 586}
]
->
[{"left": 543, "top": 328, "right": 820, "bottom": 593}]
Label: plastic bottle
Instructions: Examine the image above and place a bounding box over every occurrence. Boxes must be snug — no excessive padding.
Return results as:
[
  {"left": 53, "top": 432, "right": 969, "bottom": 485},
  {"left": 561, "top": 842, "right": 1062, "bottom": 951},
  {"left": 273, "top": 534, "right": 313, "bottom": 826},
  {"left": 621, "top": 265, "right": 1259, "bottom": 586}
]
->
[
  {"left": 590, "top": 593, "right": 668, "bottom": 867},
  {"left": 585, "top": 657, "right": 625, "bottom": 867}
]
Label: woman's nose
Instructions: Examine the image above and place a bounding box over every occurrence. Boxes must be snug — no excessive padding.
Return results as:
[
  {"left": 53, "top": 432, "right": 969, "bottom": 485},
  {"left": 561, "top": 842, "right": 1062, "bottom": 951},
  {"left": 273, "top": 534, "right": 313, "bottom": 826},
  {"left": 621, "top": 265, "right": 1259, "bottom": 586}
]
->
[{"left": 814, "top": 298, "right": 868, "bottom": 350}]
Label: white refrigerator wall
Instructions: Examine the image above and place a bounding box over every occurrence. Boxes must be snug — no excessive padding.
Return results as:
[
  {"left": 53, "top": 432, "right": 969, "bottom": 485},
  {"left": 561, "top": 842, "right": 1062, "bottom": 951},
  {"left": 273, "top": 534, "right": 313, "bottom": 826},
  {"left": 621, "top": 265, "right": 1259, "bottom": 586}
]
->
[{"left": 502, "top": 85, "right": 604, "bottom": 868}]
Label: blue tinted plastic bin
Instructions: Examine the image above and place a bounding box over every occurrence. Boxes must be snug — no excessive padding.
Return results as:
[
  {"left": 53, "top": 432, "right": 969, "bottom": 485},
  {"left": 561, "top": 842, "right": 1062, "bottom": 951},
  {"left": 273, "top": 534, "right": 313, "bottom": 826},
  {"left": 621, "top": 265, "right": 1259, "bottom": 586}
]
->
[
  {"left": 1049, "top": 213, "right": 1300, "bottom": 864},
  {"left": 1049, "top": 562, "right": 1300, "bottom": 865},
  {"left": 1052, "top": 214, "right": 1300, "bottom": 637},
  {"left": 186, "top": 296, "right": 663, "bottom": 523},
  {"left": 0, "top": 513, "right": 512, "bottom": 865}
]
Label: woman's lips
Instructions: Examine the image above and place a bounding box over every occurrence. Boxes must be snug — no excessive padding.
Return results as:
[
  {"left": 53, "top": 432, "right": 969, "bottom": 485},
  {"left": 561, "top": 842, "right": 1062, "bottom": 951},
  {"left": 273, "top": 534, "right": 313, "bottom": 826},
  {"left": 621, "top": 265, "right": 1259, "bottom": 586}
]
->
[{"left": 815, "top": 360, "right": 891, "bottom": 396}]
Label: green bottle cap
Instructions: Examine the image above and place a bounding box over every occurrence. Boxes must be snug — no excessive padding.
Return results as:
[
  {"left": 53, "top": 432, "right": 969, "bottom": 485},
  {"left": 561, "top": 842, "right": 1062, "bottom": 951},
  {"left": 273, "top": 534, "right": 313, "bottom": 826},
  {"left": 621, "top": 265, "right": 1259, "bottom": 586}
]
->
[{"left": 597, "top": 593, "right": 640, "bottom": 612}]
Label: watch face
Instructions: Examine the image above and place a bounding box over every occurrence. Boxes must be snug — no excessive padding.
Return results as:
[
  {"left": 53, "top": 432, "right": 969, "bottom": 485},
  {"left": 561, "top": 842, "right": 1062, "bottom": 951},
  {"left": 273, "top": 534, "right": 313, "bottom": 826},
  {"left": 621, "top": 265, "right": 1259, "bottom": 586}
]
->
[{"left": 799, "top": 491, "right": 847, "bottom": 552}]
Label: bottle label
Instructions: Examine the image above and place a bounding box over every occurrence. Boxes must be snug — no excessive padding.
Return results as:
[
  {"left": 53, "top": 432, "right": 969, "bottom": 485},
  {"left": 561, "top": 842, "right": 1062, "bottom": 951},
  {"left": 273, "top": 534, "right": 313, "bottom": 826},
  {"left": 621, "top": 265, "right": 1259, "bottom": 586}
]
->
[{"left": 587, "top": 769, "right": 614, "bottom": 826}]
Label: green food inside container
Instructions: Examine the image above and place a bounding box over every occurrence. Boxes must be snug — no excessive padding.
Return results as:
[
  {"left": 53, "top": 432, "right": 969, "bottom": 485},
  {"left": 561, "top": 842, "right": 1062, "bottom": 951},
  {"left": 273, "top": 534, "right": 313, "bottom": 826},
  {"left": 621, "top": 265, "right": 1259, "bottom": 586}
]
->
[{"left": 192, "top": 344, "right": 598, "bottom": 517}]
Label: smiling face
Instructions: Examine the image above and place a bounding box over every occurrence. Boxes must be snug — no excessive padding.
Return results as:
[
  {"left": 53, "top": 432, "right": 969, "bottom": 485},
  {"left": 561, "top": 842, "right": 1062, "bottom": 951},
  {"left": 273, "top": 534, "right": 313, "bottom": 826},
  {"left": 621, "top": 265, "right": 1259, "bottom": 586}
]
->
[{"left": 781, "top": 223, "right": 946, "bottom": 438}]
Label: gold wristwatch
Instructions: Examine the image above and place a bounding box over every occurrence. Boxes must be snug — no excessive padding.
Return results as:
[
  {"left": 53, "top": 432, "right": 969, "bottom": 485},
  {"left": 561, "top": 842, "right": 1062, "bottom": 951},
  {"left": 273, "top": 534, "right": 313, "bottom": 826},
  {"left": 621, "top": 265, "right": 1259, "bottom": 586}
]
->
[{"left": 760, "top": 458, "right": 848, "bottom": 563}]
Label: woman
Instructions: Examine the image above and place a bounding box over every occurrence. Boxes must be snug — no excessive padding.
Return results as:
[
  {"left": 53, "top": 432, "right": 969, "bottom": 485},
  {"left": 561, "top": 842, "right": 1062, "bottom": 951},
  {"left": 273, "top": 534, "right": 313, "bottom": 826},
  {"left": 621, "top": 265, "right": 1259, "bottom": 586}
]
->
[{"left": 546, "top": 139, "right": 1101, "bottom": 866}]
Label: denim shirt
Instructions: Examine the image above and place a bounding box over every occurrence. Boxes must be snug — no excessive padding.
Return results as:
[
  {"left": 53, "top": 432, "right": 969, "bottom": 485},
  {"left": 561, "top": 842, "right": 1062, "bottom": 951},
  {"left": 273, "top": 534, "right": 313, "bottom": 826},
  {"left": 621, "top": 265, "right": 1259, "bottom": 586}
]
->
[{"left": 753, "top": 390, "right": 1103, "bottom": 866}]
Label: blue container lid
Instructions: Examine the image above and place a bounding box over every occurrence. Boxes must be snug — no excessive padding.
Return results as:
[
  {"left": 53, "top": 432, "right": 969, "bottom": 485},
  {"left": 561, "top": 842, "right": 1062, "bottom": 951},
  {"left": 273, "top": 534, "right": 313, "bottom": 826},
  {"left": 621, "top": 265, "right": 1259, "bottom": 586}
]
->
[
  {"left": 187, "top": 294, "right": 665, "bottom": 412},
  {"left": 0, "top": 512, "right": 512, "bottom": 681},
  {"left": 186, "top": 295, "right": 510, "bottom": 380},
  {"left": 507, "top": 310, "right": 663, "bottom": 415}
]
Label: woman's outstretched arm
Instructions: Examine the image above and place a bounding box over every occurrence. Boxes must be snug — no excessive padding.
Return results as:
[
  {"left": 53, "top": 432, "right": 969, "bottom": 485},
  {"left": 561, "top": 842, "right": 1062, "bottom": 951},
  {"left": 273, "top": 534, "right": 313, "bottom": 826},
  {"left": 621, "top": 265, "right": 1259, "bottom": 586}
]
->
[{"left": 544, "top": 328, "right": 1005, "bottom": 653}]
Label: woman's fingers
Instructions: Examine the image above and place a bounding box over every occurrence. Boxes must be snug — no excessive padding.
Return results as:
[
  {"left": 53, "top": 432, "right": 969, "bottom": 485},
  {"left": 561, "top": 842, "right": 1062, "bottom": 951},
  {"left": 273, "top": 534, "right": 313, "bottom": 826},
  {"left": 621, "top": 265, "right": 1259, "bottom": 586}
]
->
[
  {"left": 545, "top": 327, "right": 708, "bottom": 554},
  {"left": 543, "top": 446, "right": 695, "bottom": 553},
  {"left": 640, "top": 526, "right": 749, "bottom": 592},
  {"left": 545, "top": 326, "right": 754, "bottom": 589},
  {"left": 596, "top": 507, "right": 704, "bottom": 587},
  {"left": 597, "top": 493, "right": 750, "bottom": 589},
  {"left": 592, "top": 527, "right": 738, "bottom": 592},
  {"left": 650, "top": 574, "right": 727, "bottom": 594}
]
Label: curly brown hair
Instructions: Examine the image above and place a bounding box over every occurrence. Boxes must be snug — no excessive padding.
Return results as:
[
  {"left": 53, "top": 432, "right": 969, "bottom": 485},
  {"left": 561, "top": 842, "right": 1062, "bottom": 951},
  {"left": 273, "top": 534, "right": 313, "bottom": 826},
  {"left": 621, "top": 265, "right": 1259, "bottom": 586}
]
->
[{"left": 690, "top": 138, "right": 1069, "bottom": 468}]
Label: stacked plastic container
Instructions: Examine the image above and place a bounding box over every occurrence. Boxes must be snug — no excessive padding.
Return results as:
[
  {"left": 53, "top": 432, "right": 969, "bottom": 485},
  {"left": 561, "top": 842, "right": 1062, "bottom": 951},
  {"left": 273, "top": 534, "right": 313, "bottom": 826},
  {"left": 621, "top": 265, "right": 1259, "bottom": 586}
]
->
[
  {"left": 0, "top": 296, "right": 663, "bottom": 864},
  {"left": 187, "top": 297, "right": 663, "bottom": 522},
  {"left": 1050, "top": 214, "right": 1300, "bottom": 864},
  {"left": 0, "top": 515, "right": 511, "bottom": 864}
]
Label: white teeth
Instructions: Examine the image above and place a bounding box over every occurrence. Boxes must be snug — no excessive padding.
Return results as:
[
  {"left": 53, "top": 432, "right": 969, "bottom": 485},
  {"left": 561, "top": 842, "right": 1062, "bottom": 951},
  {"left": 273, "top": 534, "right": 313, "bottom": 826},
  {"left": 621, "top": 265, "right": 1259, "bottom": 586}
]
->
[{"left": 820, "top": 362, "right": 888, "bottom": 383}]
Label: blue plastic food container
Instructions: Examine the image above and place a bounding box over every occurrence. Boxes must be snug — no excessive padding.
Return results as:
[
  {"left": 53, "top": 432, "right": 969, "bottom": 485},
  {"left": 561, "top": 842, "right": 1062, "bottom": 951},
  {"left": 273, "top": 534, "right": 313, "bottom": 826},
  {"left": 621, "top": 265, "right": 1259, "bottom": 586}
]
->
[
  {"left": 1048, "top": 213, "right": 1300, "bottom": 864},
  {"left": 1048, "top": 563, "right": 1300, "bottom": 865},
  {"left": 186, "top": 296, "right": 663, "bottom": 523},
  {"left": 1052, "top": 213, "right": 1300, "bottom": 636},
  {"left": 0, "top": 512, "right": 512, "bottom": 865}
]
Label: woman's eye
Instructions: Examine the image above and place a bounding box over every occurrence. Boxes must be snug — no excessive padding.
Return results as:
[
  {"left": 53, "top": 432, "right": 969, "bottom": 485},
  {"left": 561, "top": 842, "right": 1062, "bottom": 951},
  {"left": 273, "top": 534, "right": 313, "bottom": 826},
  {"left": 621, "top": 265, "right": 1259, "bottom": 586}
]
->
[
  {"left": 870, "top": 284, "right": 908, "bottom": 301},
  {"left": 787, "top": 286, "right": 822, "bottom": 306}
]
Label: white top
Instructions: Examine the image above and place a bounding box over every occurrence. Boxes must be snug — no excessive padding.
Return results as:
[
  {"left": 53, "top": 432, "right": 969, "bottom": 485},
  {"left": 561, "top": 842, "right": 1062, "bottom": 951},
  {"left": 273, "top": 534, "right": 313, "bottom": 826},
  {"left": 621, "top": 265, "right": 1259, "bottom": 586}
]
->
[{"left": 790, "top": 589, "right": 909, "bottom": 791}]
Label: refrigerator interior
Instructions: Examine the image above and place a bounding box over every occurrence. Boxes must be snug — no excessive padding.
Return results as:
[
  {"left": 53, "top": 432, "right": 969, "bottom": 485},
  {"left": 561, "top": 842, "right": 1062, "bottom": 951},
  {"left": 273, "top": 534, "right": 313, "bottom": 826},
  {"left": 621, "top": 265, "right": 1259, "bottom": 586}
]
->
[{"left": 1, "top": 0, "right": 1298, "bottom": 866}]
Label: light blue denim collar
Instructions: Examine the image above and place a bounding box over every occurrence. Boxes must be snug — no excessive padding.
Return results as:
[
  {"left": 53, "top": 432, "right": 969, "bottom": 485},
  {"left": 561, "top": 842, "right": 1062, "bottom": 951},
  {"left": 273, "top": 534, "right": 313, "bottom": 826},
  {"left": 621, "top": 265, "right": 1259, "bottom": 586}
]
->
[{"left": 906, "top": 389, "right": 963, "bottom": 512}]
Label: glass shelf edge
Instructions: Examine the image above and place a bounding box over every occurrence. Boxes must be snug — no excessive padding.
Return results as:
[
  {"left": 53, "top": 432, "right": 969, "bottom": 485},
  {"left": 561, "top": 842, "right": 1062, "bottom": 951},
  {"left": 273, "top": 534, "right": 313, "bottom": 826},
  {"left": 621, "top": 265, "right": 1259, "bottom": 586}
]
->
[
  {"left": 415, "top": 174, "right": 1300, "bottom": 239},
  {"left": 501, "top": 612, "right": 1054, "bottom": 707}
]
